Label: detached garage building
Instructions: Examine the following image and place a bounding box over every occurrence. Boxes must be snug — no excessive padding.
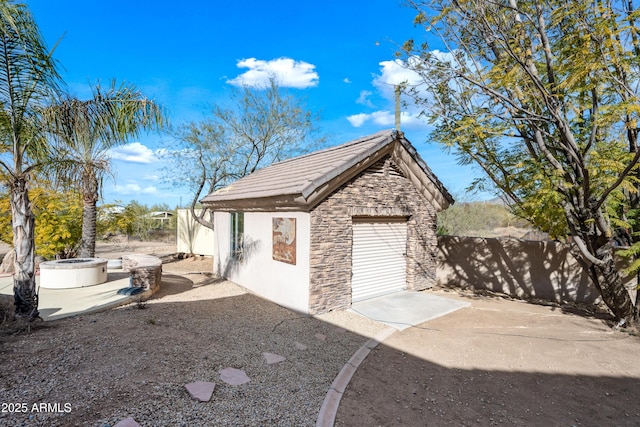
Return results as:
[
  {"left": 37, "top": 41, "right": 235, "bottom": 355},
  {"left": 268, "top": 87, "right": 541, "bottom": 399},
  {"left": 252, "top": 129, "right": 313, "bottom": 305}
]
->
[{"left": 201, "top": 130, "right": 453, "bottom": 314}]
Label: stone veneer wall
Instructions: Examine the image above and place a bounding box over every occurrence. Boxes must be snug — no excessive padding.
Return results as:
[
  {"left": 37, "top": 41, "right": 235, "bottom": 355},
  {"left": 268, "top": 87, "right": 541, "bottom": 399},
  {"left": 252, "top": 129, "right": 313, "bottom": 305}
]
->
[
  {"left": 308, "top": 156, "right": 438, "bottom": 314},
  {"left": 122, "top": 254, "right": 163, "bottom": 294}
]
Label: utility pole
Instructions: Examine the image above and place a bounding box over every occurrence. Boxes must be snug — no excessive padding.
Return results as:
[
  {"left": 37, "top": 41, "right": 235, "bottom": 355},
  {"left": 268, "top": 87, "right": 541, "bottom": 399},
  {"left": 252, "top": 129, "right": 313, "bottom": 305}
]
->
[{"left": 394, "top": 85, "right": 401, "bottom": 131}]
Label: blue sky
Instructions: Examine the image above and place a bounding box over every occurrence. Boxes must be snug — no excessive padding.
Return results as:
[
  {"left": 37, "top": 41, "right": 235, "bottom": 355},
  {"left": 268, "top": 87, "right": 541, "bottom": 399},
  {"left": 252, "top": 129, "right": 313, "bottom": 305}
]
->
[{"left": 25, "top": 0, "right": 488, "bottom": 207}]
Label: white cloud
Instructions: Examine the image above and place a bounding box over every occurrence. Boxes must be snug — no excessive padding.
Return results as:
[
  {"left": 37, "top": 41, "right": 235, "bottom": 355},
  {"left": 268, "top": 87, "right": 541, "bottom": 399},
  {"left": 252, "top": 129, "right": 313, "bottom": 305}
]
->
[
  {"left": 356, "top": 90, "right": 374, "bottom": 108},
  {"left": 109, "top": 142, "right": 160, "bottom": 164},
  {"left": 227, "top": 57, "right": 319, "bottom": 89},
  {"left": 343, "top": 77, "right": 352, "bottom": 84},
  {"left": 346, "top": 55, "right": 445, "bottom": 131},
  {"left": 373, "top": 58, "right": 425, "bottom": 99},
  {"left": 370, "top": 111, "right": 395, "bottom": 126},
  {"left": 112, "top": 183, "right": 158, "bottom": 195},
  {"left": 346, "top": 113, "right": 369, "bottom": 127},
  {"left": 374, "top": 51, "right": 461, "bottom": 98},
  {"left": 347, "top": 111, "right": 424, "bottom": 129}
]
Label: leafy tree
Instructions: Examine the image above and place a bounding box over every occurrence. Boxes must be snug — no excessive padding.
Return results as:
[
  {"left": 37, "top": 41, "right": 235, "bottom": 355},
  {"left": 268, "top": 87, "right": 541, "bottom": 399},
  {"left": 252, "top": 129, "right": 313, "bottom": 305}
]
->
[
  {"left": 0, "top": 1, "right": 60, "bottom": 320},
  {"left": 149, "top": 202, "right": 171, "bottom": 212},
  {"left": 0, "top": 187, "right": 82, "bottom": 259},
  {"left": 98, "top": 201, "right": 174, "bottom": 241},
  {"left": 96, "top": 202, "right": 135, "bottom": 239},
  {"left": 43, "top": 80, "right": 165, "bottom": 258},
  {"left": 163, "top": 78, "right": 324, "bottom": 229},
  {"left": 30, "top": 188, "right": 82, "bottom": 258},
  {"left": 402, "top": 0, "right": 640, "bottom": 321}
]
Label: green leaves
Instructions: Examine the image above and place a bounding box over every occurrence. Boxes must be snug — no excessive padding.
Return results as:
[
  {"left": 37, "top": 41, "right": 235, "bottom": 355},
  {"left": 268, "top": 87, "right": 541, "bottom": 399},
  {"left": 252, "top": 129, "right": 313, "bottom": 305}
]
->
[
  {"left": 405, "top": 0, "right": 640, "bottom": 236},
  {"left": 42, "top": 80, "right": 166, "bottom": 257},
  {"left": 405, "top": 2, "right": 640, "bottom": 318},
  {"left": 44, "top": 80, "right": 166, "bottom": 180},
  {"left": 0, "top": 185, "right": 82, "bottom": 259}
]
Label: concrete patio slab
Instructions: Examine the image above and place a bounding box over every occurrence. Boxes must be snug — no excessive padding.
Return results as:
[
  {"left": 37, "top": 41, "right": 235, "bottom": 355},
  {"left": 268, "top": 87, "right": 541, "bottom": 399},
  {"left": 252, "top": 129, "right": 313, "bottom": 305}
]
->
[
  {"left": 0, "top": 271, "right": 149, "bottom": 321},
  {"left": 350, "top": 290, "right": 470, "bottom": 330}
]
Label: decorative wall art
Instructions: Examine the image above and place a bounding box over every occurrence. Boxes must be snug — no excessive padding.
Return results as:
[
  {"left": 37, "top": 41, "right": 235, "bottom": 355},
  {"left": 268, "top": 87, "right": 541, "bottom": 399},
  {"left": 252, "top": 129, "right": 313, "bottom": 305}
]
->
[{"left": 272, "top": 217, "right": 296, "bottom": 265}]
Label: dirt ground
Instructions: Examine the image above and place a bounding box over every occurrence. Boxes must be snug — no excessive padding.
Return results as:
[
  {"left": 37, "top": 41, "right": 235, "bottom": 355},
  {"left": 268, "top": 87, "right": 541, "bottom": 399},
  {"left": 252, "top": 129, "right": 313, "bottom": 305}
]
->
[
  {"left": 93, "top": 237, "right": 179, "bottom": 260},
  {"left": 0, "top": 240, "right": 366, "bottom": 426},
  {"left": 2, "top": 240, "right": 640, "bottom": 426},
  {"left": 335, "top": 290, "right": 640, "bottom": 426}
]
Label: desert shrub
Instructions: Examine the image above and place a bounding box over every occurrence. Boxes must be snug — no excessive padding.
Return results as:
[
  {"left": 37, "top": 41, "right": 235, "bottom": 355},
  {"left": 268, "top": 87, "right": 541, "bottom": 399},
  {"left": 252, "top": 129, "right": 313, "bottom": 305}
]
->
[
  {"left": 0, "top": 187, "right": 82, "bottom": 259},
  {"left": 98, "top": 201, "right": 176, "bottom": 242},
  {"left": 437, "top": 200, "right": 529, "bottom": 236}
]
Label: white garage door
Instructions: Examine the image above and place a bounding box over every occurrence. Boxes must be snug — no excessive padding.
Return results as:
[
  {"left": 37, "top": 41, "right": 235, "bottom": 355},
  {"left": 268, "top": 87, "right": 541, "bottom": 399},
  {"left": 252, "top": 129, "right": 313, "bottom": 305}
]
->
[{"left": 351, "top": 218, "right": 407, "bottom": 302}]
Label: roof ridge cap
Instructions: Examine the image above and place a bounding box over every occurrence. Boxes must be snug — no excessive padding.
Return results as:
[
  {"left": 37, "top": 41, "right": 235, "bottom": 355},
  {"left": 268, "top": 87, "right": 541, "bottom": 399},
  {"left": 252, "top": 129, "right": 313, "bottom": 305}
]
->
[
  {"left": 299, "top": 131, "right": 396, "bottom": 199},
  {"left": 267, "top": 130, "right": 394, "bottom": 167}
]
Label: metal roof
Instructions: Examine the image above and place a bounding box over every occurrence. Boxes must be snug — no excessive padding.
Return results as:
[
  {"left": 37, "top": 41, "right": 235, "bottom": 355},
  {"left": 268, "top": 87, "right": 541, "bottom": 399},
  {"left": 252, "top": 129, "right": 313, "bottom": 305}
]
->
[{"left": 201, "top": 130, "right": 454, "bottom": 212}]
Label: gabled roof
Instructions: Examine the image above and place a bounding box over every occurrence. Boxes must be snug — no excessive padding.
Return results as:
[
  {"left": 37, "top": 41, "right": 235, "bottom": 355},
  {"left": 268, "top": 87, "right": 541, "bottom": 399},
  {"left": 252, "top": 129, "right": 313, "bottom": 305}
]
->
[{"left": 201, "top": 130, "right": 454, "bottom": 212}]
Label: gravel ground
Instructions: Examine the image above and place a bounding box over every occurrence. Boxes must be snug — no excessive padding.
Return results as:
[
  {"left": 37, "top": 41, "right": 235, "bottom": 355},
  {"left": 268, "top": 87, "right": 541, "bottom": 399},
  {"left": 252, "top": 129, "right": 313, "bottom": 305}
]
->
[{"left": 0, "top": 248, "right": 373, "bottom": 427}]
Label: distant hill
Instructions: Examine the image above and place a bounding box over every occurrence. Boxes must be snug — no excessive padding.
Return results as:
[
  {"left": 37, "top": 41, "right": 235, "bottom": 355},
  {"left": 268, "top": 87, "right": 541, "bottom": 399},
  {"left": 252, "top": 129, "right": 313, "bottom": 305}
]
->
[
  {"left": 482, "top": 196, "right": 508, "bottom": 206},
  {"left": 437, "top": 200, "right": 548, "bottom": 240}
]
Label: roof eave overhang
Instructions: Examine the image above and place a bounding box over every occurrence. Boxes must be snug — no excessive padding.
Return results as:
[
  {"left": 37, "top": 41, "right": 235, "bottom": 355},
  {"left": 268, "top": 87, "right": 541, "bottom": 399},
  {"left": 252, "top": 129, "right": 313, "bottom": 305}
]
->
[
  {"left": 201, "top": 132, "right": 397, "bottom": 212},
  {"left": 303, "top": 134, "right": 455, "bottom": 212},
  {"left": 201, "top": 194, "right": 311, "bottom": 212}
]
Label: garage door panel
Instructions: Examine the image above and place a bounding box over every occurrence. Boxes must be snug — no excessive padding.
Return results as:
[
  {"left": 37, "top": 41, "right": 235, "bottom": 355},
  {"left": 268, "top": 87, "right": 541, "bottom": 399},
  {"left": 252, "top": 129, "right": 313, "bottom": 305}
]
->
[{"left": 352, "top": 221, "right": 407, "bottom": 302}]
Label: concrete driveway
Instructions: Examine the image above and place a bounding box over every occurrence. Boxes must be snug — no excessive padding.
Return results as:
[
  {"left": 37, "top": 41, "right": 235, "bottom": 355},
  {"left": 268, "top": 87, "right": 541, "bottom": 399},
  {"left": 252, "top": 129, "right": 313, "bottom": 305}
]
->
[{"left": 350, "top": 290, "right": 470, "bottom": 330}]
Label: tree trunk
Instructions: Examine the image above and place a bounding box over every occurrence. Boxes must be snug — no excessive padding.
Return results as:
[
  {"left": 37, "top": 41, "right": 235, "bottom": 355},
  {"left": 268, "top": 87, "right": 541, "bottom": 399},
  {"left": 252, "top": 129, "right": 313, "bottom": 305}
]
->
[
  {"left": 79, "top": 170, "right": 98, "bottom": 258},
  {"left": 587, "top": 242, "right": 635, "bottom": 321},
  {"left": 10, "top": 176, "right": 38, "bottom": 321}
]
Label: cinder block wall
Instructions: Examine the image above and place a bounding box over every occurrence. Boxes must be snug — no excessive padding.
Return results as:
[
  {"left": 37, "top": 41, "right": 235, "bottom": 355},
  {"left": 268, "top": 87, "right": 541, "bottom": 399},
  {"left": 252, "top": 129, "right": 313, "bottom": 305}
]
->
[{"left": 308, "top": 156, "right": 438, "bottom": 314}]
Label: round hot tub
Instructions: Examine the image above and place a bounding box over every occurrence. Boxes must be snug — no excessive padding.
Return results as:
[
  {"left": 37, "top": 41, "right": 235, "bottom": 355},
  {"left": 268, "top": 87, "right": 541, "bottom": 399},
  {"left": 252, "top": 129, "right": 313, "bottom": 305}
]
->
[{"left": 40, "top": 258, "right": 108, "bottom": 289}]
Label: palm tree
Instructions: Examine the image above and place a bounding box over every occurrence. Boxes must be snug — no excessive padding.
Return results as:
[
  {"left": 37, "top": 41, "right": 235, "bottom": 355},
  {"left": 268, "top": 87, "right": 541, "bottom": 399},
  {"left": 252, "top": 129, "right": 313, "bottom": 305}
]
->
[
  {"left": 44, "top": 81, "right": 165, "bottom": 258},
  {"left": 0, "top": 1, "right": 61, "bottom": 321}
]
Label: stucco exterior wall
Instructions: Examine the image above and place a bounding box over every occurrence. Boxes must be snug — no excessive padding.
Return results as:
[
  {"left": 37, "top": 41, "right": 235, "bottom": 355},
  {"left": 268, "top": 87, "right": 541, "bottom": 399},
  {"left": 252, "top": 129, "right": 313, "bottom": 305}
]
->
[
  {"left": 436, "top": 236, "right": 639, "bottom": 305},
  {"left": 308, "top": 156, "right": 439, "bottom": 314},
  {"left": 176, "top": 209, "right": 214, "bottom": 256},
  {"left": 214, "top": 211, "right": 310, "bottom": 314}
]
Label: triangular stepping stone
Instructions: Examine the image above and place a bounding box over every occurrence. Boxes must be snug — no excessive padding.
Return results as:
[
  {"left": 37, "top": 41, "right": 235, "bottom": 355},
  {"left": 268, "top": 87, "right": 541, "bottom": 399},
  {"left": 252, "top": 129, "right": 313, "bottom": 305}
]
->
[
  {"left": 294, "top": 342, "right": 307, "bottom": 350},
  {"left": 114, "top": 418, "right": 141, "bottom": 427},
  {"left": 315, "top": 333, "right": 326, "bottom": 341},
  {"left": 220, "top": 367, "right": 251, "bottom": 385},
  {"left": 185, "top": 381, "right": 215, "bottom": 402},
  {"left": 263, "top": 352, "right": 287, "bottom": 364}
]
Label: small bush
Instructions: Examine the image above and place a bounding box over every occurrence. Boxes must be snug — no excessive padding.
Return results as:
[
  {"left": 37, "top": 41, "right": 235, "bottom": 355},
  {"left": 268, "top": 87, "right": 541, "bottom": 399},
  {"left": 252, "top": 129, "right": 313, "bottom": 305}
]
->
[{"left": 437, "top": 200, "right": 530, "bottom": 237}]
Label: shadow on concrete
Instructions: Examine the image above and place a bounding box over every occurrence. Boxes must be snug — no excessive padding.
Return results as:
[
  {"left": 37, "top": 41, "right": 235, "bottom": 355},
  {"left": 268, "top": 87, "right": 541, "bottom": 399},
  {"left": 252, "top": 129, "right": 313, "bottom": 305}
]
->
[
  {"left": 107, "top": 271, "right": 131, "bottom": 281},
  {"left": 150, "top": 273, "right": 195, "bottom": 299}
]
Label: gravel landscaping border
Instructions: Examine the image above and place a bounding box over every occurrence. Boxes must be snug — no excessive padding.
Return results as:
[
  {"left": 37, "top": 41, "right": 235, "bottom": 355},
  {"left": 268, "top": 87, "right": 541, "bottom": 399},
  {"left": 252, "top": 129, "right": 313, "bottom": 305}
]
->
[{"left": 0, "top": 258, "right": 377, "bottom": 427}]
